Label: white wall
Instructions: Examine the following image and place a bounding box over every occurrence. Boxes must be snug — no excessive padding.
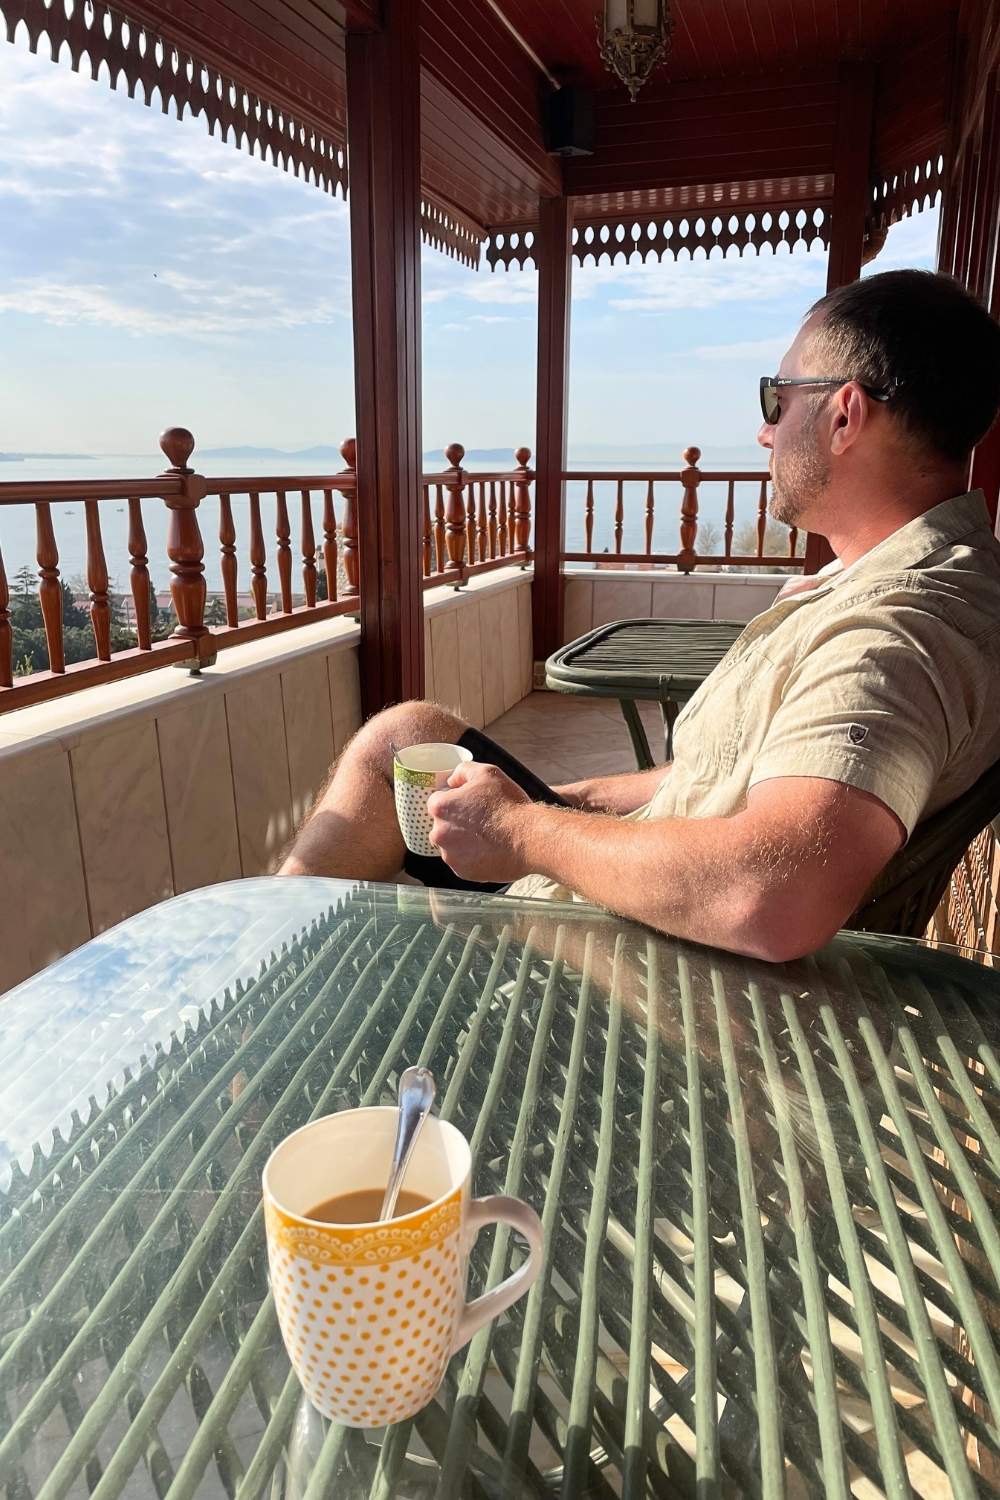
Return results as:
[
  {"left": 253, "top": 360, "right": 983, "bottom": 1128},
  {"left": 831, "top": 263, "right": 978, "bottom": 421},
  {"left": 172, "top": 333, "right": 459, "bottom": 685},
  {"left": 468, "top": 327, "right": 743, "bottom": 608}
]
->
[{"left": 561, "top": 570, "right": 787, "bottom": 645}]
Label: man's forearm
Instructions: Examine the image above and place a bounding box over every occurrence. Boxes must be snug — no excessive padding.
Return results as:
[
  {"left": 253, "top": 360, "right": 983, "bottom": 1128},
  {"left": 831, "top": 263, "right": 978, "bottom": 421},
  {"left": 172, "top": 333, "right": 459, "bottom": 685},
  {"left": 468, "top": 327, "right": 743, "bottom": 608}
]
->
[{"left": 553, "top": 763, "right": 671, "bottom": 815}]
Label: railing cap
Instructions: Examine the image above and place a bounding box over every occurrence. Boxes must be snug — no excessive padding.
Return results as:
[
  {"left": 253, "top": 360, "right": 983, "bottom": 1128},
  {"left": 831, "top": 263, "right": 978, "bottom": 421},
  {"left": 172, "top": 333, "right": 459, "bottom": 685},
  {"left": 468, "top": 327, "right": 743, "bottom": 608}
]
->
[
  {"left": 445, "top": 442, "right": 465, "bottom": 469},
  {"left": 514, "top": 446, "right": 532, "bottom": 469},
  {"left": 160, "top": 427, "right": 196, "bottom": 473}
]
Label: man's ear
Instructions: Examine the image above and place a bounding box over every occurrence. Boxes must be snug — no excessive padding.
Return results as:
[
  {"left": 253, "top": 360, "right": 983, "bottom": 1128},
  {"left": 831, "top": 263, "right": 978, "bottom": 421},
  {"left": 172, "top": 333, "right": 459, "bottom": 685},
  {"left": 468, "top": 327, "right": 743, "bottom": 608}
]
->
[{"left": 830, "top": 384, "right": 866, "bottom": 455}]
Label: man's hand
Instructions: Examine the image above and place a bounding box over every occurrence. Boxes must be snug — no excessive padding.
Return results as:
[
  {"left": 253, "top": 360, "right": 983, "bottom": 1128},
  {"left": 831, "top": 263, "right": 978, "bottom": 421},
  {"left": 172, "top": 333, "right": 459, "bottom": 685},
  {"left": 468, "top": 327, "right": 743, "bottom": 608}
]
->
[{"left": 426, "top": 761, "right": 533, "bottom": 883}]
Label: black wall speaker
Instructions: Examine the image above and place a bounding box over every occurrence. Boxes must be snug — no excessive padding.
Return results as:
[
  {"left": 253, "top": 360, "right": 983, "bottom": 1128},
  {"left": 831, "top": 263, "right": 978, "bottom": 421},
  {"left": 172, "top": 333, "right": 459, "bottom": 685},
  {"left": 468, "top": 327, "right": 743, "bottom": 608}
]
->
[{"left": 544, "top": 87, "right": 595, "bottom": 157}]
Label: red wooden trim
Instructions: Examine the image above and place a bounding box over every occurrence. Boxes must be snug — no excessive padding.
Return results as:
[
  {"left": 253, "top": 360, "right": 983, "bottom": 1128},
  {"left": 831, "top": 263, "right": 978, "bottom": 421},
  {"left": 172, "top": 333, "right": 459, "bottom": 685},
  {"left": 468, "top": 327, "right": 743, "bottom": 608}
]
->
[
  {"left": 532, "top": 197, "right": 572, "bottom": 662},
  {"left": 205, "top": 598, "right": 357, "bottom": 649},
  {"left": 0, "top": 639, "right": 195, "bottom": 713},
  {"left": 347, "top": 0, "right": 424, "bottom": 711}
]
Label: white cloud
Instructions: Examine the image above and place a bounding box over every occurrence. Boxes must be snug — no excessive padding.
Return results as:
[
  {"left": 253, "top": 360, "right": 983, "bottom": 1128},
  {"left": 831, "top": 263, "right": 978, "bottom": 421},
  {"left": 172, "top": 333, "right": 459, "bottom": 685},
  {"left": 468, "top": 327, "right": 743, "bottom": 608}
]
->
[{"left": 691, "top": 332, "right": 795, "bottom": 362}]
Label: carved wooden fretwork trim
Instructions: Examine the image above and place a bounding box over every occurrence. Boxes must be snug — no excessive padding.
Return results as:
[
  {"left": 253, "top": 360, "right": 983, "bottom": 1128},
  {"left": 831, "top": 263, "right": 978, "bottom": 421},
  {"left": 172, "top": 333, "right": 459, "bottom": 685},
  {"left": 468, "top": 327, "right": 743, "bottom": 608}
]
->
[
  {"left": 868, "top": 155, "right": 946, "bottom": 236},
  {"left": 0, "top": 0, "right": 347, "bottom": 194},
  {"left": 421, "top": 198, "right": 484, "bottom": 270},
  {"left": 485, "top": 203, "right": 832, "bottom": 271}
]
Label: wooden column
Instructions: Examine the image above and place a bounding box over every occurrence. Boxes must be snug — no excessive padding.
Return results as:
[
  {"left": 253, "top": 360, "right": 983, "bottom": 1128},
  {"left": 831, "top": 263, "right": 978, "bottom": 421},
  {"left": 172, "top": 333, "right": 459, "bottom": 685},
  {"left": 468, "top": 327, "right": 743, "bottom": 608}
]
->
[
  {"left": 826, "top": 63, "right": 877, "bottom": 292},
  {"left": 346, "top": 0, "right": 424, "bottom": 712},
  {"left": 532, "top": 196, "right": 573, "bottom": 660},
  {"left": 803, "top": 63, "right": 877, "bottom": 573}
]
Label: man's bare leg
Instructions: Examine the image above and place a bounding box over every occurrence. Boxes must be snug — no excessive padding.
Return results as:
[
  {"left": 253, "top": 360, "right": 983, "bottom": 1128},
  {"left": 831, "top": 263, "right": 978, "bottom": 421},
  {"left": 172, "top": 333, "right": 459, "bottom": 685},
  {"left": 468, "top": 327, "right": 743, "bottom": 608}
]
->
[{"left": 277, "top": 700, "right": 468, "bottom": 879}]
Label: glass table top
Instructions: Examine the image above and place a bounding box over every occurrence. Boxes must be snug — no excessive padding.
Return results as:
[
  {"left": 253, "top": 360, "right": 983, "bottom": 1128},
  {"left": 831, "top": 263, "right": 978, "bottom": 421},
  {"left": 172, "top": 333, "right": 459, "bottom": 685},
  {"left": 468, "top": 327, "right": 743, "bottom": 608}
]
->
[{"left": 0, "top": 877, "right": 998, "bottom": 1497}]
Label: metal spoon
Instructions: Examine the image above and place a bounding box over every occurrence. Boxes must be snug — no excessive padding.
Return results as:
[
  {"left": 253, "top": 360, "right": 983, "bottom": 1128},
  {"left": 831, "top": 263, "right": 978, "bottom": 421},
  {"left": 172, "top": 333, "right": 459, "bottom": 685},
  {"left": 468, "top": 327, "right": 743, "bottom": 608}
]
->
[{"left": 379, "top": 1066, "right": 436, "bottom": 1221}]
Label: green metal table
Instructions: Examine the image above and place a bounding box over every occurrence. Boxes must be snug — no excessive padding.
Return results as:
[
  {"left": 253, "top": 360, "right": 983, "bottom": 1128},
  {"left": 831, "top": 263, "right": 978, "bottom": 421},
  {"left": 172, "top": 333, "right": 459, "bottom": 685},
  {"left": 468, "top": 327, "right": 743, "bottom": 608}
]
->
[
  {"left": 545, "top": 619, "right": 746, "bottom": 767},
  {"left": 1, "top": 878, "right": 998, "bottom": 1498}
]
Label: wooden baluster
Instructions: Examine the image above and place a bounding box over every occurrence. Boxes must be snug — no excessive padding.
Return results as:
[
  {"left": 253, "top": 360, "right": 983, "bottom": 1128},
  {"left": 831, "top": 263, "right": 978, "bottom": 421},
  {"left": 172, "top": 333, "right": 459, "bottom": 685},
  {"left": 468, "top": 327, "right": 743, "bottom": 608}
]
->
[
  {"left": 644, "top": 479, "right": 655, "bottom": 556},
  {"left": 160, "top": 427, "right": 209, "bottom": 650},
  {"left": 422, "top": 483, "right": 432, "bottom": 577},
  {"left": 301, "top": 490, "right": 316, "bottom": 608},
  {"left": 35, "top": 502, "right": 65, "bottom": 673},
  {"left": 614, "top": 479, "right": 624, "bottom": 555},
  {"left": 323, "top": 489, "right": 338, "bottom": 601},
  {"left": 476, "top": 482, "right": 488, "bottom": 565},
  {"left": 276, "top": 490, "right": 293, "bottom": 611},
  {"left": 788, "top": 525, "right": 799, "bottom": 559},
  {"left": 0, "top": 542, "right": 11, "bottom": 687},
  {"left": 84, "top": 499, "right": 111, "bottom": 661},
  {"left": 434, "top": 486, "right": 446, "bottom": 572},
  {"left": 513, "top": 447, "right": 533, "bottom": 554},
  {"left": 444, "top": 443, "right": 467, "bottom": 575},
  {"left": 756, "top": 478, "right": 768, "bottom": 558},
  {"left": 677, "top": 446, "right": 701, "bottom": 574},
  {"left": 498, "top": 481, "right": 509, "bottom": 556},
  {"left": 128, "top": 498, "right": 152, "bottom": 649},
  {"left": 465, "top": 478, "right": 476, "bottom": 565},
  {"left": 585, "top": 479, "right": 594, "bottom": 553},
  {"left": 219, "top": 494, "right": 238, "bottom": 626},
  {"left": 488, "top": 481, "right": 498, "bottom": 559},
  {"left": 249, "top": 492, "right": 268, "bottom": 619},
  {"left": 339, "top": 438, "right": 359, "bottom": 598},
  {"left": 724, "top": 480, "right": 735, "bottom": 558}
]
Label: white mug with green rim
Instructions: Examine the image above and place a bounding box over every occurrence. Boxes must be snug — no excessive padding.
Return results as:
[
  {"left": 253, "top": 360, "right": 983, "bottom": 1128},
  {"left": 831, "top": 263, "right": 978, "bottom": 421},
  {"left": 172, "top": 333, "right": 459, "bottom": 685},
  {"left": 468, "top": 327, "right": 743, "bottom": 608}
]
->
[{"left": 393, "top": 742, "right": 473, "bottom": 857}]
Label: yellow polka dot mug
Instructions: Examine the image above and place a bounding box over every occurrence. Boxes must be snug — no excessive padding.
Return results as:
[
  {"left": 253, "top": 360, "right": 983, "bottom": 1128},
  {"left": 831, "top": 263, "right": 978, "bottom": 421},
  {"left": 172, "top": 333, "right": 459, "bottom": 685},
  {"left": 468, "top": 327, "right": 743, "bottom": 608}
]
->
[
  {"left": 263, "top": 1106, "right": 544, "bottom": 1429},
  {"left": 393, "top": 742, "right": 473, "bottom": 857}
]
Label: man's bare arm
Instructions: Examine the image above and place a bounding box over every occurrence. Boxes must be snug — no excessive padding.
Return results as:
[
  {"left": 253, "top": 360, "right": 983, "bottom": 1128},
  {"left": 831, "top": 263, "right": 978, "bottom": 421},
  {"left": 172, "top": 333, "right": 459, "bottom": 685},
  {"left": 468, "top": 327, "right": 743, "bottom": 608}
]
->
[
  {"left": 428, "top": 765, "right": 904, "bottom": 962},
  {"left": 553, "top": 763, "right": 671, "bottom": 814}
]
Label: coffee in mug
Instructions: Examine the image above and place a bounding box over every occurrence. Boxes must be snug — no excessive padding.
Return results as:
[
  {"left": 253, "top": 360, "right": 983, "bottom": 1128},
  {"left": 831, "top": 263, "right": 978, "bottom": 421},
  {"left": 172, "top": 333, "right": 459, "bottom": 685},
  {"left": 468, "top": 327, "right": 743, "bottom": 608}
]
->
[
  {"left": 393, "top": 742, "right": 472, "bottom": 856},
  {"left": 263, "top": 1106, "right": 543, "bottom": 1429}
]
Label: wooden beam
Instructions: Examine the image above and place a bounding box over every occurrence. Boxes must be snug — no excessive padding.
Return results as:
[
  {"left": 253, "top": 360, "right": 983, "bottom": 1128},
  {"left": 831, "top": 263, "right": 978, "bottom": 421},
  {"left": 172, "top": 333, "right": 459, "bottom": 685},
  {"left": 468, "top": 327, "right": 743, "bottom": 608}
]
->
[
  {"left": 826, "top": 63, "right": 877, "bottom": 291},
  {"left": 346, "top": 1, "right": 425, "bottom": 711},
  {"left": 804, "top": 63, "right": 877, "bottom": 573},
  {"left": 532, "top": 197, "right": 572, "bottom": 661}
]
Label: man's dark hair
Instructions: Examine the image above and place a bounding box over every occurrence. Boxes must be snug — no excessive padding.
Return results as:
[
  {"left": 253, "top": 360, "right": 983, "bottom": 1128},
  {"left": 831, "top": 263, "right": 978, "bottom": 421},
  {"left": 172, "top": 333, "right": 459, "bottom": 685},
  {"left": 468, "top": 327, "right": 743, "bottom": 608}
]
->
[{"left": 807, "top": 269, "right": 1000, "bottom": 464}]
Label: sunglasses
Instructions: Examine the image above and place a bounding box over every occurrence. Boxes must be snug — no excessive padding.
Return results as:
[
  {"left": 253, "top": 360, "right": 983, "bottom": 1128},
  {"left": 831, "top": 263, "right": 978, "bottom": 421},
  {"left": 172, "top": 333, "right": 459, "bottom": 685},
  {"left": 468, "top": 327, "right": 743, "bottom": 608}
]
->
[{"left": 759, "top": 375, "right": 895, "bottom": 425}]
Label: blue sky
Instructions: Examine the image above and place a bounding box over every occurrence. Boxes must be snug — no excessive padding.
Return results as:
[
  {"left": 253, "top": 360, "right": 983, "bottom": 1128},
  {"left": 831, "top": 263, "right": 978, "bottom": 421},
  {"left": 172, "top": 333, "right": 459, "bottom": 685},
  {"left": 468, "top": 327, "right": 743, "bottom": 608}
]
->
[{"left": 0, "top": 36, "right": 938, "bottom": 461}]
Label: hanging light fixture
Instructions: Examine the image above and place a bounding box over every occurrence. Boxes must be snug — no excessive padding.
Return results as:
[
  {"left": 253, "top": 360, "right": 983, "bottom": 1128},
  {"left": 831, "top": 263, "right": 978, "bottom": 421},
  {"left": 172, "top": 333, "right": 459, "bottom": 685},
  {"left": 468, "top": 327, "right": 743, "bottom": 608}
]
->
[{"left": 597, "top": 0, "right": 673, "bottom": 101}]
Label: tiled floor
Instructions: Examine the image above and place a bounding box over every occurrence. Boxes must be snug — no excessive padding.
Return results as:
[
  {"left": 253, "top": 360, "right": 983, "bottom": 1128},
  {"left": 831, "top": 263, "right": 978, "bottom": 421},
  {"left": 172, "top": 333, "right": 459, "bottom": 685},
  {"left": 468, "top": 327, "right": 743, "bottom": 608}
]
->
[{"left": 483, "top": 690, "right": 666, "bottom": 785}]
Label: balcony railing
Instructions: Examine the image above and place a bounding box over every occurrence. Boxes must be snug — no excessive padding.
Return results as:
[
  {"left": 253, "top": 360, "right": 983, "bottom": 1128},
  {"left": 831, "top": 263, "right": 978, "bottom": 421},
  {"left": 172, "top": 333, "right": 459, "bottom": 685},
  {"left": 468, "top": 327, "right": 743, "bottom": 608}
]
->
[
  {"left": 0, "top": 430, "right": 534, "bottom": 714},
  {"left": 562, "top": 446, "right": 805, "bottom": 572}
]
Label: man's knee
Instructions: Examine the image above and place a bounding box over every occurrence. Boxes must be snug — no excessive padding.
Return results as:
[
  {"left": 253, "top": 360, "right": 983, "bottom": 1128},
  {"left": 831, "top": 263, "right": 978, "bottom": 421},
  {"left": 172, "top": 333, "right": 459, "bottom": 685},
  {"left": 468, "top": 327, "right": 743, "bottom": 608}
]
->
[{"left": 351, "top": 699, "right": 467, "bottom": 762}]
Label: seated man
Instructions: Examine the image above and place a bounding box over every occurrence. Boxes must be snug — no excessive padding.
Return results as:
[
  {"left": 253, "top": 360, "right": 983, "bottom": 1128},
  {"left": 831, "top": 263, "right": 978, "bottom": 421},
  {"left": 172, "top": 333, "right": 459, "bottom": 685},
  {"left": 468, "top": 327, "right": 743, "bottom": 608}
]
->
[{"left": 280, "top": 270, "right": 1000, "bottom": 962}]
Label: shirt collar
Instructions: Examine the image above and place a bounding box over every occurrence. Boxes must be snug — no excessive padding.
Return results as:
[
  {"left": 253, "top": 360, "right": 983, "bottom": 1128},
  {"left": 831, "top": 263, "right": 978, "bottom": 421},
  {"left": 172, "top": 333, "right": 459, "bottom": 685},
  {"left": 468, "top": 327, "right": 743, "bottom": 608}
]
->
[{"left": 809, "top": 490, "right": 991, "bottom": 599}]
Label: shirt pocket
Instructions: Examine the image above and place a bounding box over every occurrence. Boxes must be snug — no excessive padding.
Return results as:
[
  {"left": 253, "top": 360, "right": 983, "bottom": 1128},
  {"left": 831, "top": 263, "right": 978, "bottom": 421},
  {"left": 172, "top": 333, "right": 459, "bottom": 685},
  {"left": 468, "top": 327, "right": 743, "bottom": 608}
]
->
[{"left": 674, "top": 644, "right": 779, "bottom": 776}]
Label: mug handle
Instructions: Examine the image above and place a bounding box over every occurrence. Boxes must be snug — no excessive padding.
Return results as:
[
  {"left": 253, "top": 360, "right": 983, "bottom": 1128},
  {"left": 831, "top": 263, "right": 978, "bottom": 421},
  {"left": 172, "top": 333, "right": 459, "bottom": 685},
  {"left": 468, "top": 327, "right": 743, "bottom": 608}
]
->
[{"left": 451, "top": 1194, "right": 544, "bottom": 1354}]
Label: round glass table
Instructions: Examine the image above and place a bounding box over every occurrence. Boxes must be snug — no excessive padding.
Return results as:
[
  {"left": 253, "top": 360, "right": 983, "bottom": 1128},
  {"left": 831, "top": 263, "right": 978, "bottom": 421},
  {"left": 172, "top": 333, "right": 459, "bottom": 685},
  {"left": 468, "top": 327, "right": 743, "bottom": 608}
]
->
[{"left": 0, "top": 878, "right": 997, "bottom": 1497}]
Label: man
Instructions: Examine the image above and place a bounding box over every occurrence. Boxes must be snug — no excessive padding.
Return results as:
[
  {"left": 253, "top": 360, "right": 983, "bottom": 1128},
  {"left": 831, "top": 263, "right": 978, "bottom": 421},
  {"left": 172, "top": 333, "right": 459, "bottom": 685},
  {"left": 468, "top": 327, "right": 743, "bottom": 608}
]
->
[{"left": 280, "top": 270, "right": 1000, "bottom": 961}]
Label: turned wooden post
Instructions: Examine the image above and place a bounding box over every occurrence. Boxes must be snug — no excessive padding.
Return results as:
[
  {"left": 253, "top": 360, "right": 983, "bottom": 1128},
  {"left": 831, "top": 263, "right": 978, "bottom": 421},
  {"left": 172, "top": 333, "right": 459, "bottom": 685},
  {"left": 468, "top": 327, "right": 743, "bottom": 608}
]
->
[
  {"left": 444, "top": 442, "right": 467, "bottom": 577},
  {"left": 218, "top": 494, "right": 238, "bottom": 626},
  {"left": 159, "top": 426, "right": 210, "bottom": 661},
  {"left": 421, "top": 483, "right": 432, "bottom": 576},
  {"left": 84, "top": 499, "right": 112, "bottom": 661},
  {"left": 300, "top": 490, "right": 317, "bottom": 608},
  {"left": 35, "top": 502, "right": 64, "bottom": 674},
  {"left": 322, "top": 489, "right": 338, "bottom": 601},
  {"left": 677, "top": 446, "right": 701, "bottom": 575},
  {"left": 275, "top": 490, "right": 293, "bottom": 612},
  {"left": 128, "top": 498, "right": 153, "bottom": 648},
  {"left": 513, "top": 447, "right": 533, "bottom": 556},
  {"left": 248, "top": 493, "right": 268, "bottom": 620},
  {"left": 339, "top": 438, "right": 359, "bottom": 598},
  {"left": 0, "top": 542, "right": 11, "bottom": 687}
]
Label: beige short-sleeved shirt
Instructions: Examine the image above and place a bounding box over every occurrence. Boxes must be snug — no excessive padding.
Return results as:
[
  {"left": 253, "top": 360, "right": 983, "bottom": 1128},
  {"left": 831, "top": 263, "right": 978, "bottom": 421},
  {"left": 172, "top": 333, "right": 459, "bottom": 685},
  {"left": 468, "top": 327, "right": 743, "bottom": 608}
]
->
[{"left": 510, "top": 491, "right": 1000, "bottom": 902}]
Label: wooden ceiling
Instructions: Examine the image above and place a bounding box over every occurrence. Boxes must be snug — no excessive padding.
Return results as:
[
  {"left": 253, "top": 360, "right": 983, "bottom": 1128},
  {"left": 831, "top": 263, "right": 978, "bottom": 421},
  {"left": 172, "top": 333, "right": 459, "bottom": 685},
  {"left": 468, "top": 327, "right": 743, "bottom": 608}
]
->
[
  {"left": 494, "top": 0, "right": 958, "bottom": 85},
  {"left": 11, "top": 0, "right": 956, "bottom": 237}
]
